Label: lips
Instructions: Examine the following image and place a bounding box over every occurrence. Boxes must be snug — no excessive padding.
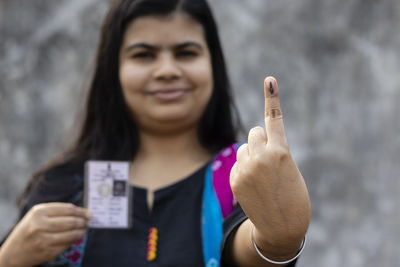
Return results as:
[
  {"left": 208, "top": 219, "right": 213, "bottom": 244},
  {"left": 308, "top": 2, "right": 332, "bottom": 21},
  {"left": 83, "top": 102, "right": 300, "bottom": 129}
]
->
[{"left": 148, "top": 88, "right": 189, "bottom": 101}]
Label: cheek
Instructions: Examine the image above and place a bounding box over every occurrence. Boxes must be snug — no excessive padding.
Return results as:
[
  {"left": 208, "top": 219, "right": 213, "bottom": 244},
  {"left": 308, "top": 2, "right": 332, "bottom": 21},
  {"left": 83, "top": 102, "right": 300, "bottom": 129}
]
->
[
  {"left": 191, "top": 62, "right": 213, "bottom": 117},
  {"left": 119, "top": 64, "right": 148, "bottom": 116},
  {"left": 119, "top": 63, "right": 148, "bottom": 94},
  {"left": 201, "top": 63, "right": 214, "bottom": 102},
  {"left": 187, "top": 58, "right": 213, "bottom": 94},
  {"left": 119, "top": 63, "right": 129, "bottom": 89}
]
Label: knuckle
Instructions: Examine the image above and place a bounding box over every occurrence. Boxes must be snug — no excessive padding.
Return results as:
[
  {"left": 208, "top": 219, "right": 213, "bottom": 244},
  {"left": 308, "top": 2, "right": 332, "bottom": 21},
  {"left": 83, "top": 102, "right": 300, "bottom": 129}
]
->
[
  {"left": 236, "top": 145, "right": 248, "bottom": 161},
  {"left": 236, "top": 165, "right": 250, "bottom": 178},
  {"left": 230, "top": 168, "right": 253, "bottom": 195},
  {"left": 229, "top": 168, "right": 237, "bottom": 183},
  {"left": 230, "top": 181, "right": 237, "bottom": 193},
  {"left": 65, "top": 203, "right": 76, "bottom": 212},
  {"left": 253, "top": 125, "right": 264, "bottom": 131},
  {"left": 229, "top": 176, "right": 239, "bottom": 193},
  {"left": 63, "top": 218, "right": 74, "bottom": 229},
  {"left": 249, "top": 126, "right": 263, "bottom": 136},
  {"left": 280, "top": 141, "right": 290, "bottom": 151},
  {"left": 271, "top": 146, "right": 290, "bottom": 161},
  {"left": 26, "top": 223, "right": 36, "bottom": 236},
  {"left": 79, "top": 219, "right": 87, "bottom": 228},
  {"left": 237, "top": 143, "right": 248, "bottom": 152},
  {"left": 229, "top": 163, "right": 238, "bottom": 177},
  {"left": 68, "top": 204, "right": 81, "bottom": 217},
  {"left": 27, "top": 222, "right": 43, "bottom": 236},
  {"left": 66, "top": 203, "right": 76, "bottom": 209},
  {"left": 252, "top": 152, "right": 267, "bottom": 166},
  {"left": 229, "top": 169, "right": 242, "bottom": 192},
  {"left": 73, "top": 230, "right": 86, "bottom": 241},
  {"left": 72, "top": 218, "right": 84, "bottom": 229},
  {"left": 30, "top": 204, "right": 43, "bottom": 216},
  {"left": 70, "top": 218, "right": 79, "bottom": 229}
]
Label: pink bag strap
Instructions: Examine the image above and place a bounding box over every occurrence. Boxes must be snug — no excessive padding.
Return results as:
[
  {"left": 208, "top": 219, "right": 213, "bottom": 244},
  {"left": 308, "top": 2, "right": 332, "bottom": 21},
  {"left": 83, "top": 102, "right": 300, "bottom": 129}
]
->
[{"left": 211, "top": 143, "right": 241, "bottom": 219}]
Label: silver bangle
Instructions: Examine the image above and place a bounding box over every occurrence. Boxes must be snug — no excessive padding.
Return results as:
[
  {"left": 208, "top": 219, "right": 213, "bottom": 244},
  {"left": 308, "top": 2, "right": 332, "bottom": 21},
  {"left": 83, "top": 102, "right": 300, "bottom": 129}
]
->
[{"left": 251, "top": 224, "right": 306, "bottom": 265}]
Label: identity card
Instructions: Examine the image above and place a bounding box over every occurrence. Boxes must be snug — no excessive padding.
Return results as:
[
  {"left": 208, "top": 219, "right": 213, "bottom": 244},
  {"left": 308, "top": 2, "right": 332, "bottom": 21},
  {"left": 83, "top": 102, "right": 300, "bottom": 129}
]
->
[{"left": 84, "top": 161, "right": 132, "bottom": 228}]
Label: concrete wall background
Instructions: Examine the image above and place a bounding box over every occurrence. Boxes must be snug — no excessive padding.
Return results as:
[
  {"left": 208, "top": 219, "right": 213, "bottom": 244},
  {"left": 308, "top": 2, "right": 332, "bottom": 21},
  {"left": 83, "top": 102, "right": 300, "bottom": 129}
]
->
[{"left": 1, "top": 0, "right": 399, "bottom": 266}]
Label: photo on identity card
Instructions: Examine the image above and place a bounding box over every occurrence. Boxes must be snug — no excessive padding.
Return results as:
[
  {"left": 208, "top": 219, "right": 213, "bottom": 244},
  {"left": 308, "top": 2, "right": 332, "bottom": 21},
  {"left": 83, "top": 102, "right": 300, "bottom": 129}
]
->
[{"left": 84, "top": 160, "right": 132, "bottom": 229}]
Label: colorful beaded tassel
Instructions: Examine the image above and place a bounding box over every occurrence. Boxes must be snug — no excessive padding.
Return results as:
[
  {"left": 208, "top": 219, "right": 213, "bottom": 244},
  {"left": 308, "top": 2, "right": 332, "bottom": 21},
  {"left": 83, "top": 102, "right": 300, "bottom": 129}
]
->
[{"left": 147, "top": 227, "right": 158, "bottom": 261}]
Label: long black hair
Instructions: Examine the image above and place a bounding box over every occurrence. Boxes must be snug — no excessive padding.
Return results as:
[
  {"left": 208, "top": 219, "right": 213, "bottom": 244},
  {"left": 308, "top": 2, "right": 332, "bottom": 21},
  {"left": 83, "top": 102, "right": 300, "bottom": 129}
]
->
[{"left": 18, "top": 0, "right": 241, "bottom": 207}]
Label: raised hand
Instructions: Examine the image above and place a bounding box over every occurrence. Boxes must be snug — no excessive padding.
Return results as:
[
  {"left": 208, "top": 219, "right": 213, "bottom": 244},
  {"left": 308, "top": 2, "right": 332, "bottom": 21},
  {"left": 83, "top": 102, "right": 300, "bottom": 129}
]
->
[
  {"left": 230, "top": 76, "right": 311, "bottom": 248},
  {"left": 0, "top": 203, "right": 91, "bottom": 267}
]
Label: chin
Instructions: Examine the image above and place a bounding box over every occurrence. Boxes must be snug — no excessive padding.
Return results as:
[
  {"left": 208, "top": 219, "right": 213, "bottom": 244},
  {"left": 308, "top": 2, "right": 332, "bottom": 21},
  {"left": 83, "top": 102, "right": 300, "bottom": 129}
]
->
[
  {"left": 143, "top": 113, "right": 201, "bottom": 134},
  {"left": 145, "top": 121, "right": 198, "bottom": 136},
  {"left": 150, "top": 107, "right": 194, "bottom": 122}
]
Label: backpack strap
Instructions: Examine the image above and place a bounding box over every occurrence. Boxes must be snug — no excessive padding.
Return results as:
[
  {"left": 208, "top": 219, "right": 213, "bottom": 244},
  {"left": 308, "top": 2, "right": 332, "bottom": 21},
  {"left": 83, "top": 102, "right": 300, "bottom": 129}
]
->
[{"left": 201, "top": 143, "right": 240, "bottom": 267}]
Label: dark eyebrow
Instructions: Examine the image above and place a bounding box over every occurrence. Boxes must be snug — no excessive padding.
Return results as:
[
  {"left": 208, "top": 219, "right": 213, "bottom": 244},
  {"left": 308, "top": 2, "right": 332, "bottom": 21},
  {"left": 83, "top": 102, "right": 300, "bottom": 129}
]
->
[
  {"left": 125, "top": 41, "right": 204, "bottom": 53},
  {"left": 175, "top": 41, "right": 204, "bottom": 50},
  {"left": 125, "top": 43, "right": 158, "bottom": 53}
]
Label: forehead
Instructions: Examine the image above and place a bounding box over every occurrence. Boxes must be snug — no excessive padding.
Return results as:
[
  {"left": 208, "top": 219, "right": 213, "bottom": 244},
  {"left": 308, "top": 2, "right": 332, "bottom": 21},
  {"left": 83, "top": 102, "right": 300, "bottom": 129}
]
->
[{"left": 122, "top": 12, "right": 207, "bottom": 46}]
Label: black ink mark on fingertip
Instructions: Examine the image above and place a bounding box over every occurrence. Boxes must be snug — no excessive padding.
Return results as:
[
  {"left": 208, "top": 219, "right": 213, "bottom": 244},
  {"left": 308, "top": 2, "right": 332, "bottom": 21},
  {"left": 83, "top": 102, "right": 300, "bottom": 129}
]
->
[{"left": 269, "top": 81, "right": 274, "bottom": 95}]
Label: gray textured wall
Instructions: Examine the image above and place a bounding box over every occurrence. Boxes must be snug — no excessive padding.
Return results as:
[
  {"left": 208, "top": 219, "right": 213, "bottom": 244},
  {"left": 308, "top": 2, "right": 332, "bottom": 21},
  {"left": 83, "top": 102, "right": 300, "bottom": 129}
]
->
[{"left": 1, "top": 0, "right": 399, "bottom": 266}]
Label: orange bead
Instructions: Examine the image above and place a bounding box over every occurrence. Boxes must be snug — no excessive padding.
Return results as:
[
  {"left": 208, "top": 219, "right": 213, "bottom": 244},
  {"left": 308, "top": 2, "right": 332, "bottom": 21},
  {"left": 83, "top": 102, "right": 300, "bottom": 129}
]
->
[
  {"left": 147, "top": 251, "right": 156, "bottom": 261},
  {"left": 146, "top": 227, "right": 158, "bottom": 261},
  {"left": 148, "top": 240, "right": 157, "bottom": 246}
]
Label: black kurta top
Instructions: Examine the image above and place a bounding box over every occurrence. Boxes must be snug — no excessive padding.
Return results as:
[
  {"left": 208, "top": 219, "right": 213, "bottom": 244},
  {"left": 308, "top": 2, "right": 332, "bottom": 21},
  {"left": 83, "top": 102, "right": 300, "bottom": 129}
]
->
[
  {"left": 1, "top": 162, "right": 249, "bottom": 266},
  {"left": 81, "top": 163, "right": 240, "bottom": 266}
]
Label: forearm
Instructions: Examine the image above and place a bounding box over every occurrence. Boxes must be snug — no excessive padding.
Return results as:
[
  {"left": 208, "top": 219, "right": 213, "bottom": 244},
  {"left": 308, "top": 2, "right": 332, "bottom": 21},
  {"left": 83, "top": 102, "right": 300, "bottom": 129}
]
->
[
  {"left": 0, "top": 245, "right": 13, "bottom": 267},
  {"left": 227, "top": 219, "right": 304, "bottom": 267},
  {"left": 0, "top": 246, "right": 8, "bottom": 267}
]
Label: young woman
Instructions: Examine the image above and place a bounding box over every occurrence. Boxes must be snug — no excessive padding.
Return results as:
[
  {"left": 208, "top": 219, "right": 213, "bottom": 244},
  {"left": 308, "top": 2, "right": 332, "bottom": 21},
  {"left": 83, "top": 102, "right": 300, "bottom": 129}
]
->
[{"left": 0, "top": 0, "right": 311, "bottom": 266}]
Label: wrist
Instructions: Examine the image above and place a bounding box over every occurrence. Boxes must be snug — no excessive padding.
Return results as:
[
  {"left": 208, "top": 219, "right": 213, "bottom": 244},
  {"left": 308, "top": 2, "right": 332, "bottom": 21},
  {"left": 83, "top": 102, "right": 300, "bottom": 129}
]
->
[
  {"left": 0, "top": 247, "right": 13, "bottom": 267},
  {"left": 252, "top": 225, "right": 305, "bottom": 260},
  {"left": 252, "top": 224, "right": 306, "bottom": 264},
  {"left": 0, "top": 245, "right": 30, "bottom": 267}
]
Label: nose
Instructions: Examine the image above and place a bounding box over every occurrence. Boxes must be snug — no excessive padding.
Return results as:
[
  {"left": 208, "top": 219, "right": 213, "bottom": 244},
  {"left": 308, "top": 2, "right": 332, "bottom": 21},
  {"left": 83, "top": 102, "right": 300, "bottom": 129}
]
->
[{"left": 153, "top": 53, "right": 182, "bottom": 81}]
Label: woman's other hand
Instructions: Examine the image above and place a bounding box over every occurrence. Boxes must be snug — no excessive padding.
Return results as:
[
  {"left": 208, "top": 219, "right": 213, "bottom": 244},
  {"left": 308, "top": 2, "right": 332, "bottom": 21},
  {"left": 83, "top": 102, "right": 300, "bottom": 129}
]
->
[
  {"left": 230, "top": 76, "right": 311, "bottom": 253},
  {"left": 0, "top": 203, "right": 91, "bottom": 267}
]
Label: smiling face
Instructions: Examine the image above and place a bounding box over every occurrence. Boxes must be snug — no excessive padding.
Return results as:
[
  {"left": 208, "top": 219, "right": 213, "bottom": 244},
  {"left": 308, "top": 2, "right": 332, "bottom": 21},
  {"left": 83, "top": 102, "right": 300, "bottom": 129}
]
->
[{"left": 119, "top": 12, "right": 213, "bottom": 135}]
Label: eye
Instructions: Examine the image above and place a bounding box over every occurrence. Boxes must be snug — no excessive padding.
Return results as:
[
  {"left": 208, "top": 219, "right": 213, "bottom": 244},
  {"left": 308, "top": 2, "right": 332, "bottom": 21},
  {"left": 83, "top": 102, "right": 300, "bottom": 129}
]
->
[
  {"left": 176, "top": 50, "right": 198, "bottom": 59},
  {"left": 131, "top": 51, "right": 155, "bottom": 60}
]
